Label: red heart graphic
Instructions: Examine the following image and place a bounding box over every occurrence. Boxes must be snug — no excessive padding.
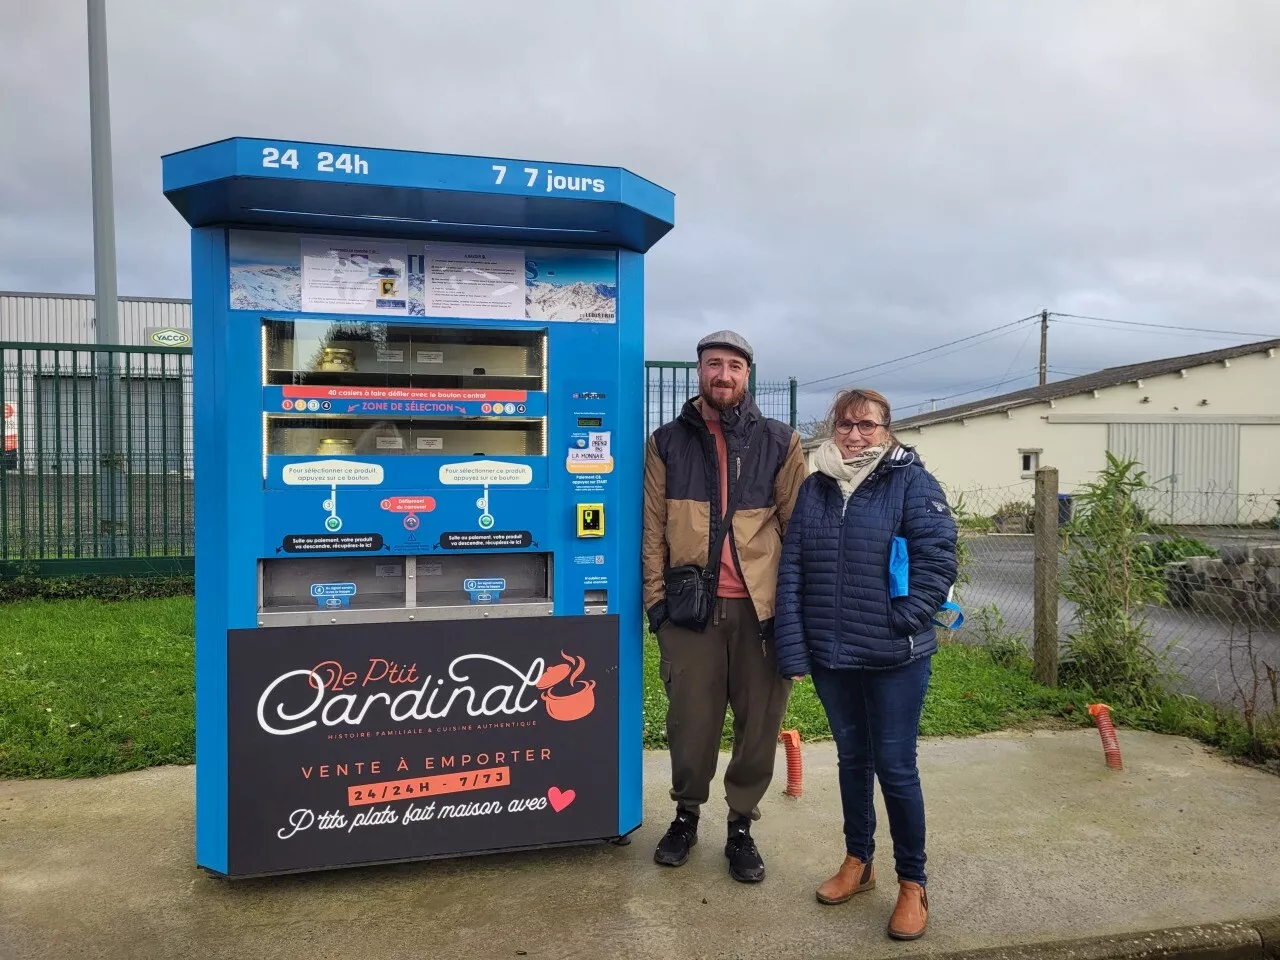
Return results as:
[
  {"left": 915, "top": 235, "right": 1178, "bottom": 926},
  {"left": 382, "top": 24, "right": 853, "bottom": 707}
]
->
[{"left": 548, "top": 787, "right": 576, "bottom": 813}]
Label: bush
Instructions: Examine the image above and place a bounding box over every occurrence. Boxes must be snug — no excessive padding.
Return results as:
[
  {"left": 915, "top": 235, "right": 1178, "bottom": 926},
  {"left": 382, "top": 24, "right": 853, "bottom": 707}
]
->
[
  {"left": 1144, "top": 535, "right": 1218, "bottom": 570},
  {"left": 0, "top": 574, "right": 194, "bottom": 604},
  {"left": 952, "top": 491, "right": 995, "bottom": 534},
  {"left": 968, "top": 604, "right": 1032, "bottom": 670},
  {"left": 1060, "top": 453, "right": 1172, "bottom": 707},
  {"left": 991, "top": 499, "right": 1034, "bottom": 533}
]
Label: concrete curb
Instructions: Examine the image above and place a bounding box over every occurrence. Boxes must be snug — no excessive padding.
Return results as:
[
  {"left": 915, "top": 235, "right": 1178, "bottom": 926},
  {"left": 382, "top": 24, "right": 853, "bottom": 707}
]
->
[
  {"left": 1254, "top": 917, "right": 1280, "bottom": 959},
  {"left": 877, "top": 919, "right": 1280, "bottom": 960}
]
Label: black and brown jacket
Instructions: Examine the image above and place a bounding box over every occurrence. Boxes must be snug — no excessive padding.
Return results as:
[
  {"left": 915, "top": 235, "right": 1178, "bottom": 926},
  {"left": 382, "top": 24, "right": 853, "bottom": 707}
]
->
[{"left": 642, "top": 394, "right": 808, "bottom": 633}]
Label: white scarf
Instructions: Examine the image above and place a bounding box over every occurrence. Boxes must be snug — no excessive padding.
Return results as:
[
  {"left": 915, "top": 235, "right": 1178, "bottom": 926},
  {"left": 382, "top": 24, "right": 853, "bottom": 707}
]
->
[{"left": 813, "top": 439, "right": 889, "bottom": 502}]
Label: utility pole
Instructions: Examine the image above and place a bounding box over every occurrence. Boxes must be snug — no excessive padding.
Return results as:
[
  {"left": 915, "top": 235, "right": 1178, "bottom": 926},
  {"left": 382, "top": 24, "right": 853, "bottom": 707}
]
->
[
  {"left": 88, "top": 0, "right": 125, "bottom": 557},
  {"left": 1039, "top": 309, "right": 1049, "bottom": 386}
]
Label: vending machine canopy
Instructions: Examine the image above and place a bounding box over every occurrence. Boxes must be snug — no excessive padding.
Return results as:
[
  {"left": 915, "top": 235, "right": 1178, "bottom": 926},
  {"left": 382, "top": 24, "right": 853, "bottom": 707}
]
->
[{"left": 162, "top": 137, "right": 675, "bottom": 252}]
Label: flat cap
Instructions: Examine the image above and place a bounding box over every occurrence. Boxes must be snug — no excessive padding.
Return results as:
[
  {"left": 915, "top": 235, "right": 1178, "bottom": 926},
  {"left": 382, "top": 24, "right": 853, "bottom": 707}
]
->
[{"left": 697, "top": 329, "right": 753, "bottom": 365}]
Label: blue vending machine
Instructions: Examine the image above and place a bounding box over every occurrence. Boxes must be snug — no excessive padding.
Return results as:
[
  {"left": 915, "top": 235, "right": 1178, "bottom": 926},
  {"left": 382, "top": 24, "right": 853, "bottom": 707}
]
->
[{"left": 162, "top": 138, "right": 674, "bottom": 877}]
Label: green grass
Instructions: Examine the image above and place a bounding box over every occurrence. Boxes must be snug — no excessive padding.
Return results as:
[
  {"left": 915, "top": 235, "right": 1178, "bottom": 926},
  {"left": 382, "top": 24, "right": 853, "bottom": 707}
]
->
[
  {"left": 641, "top": 632, "right": 1077, "bottom": 748},
  {"left": 0, "top": 597, "right": 195, "bottom": 778}
]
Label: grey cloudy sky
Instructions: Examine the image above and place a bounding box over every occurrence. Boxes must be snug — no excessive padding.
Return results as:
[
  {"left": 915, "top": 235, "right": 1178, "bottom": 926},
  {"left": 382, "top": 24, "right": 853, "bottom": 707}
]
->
[{"left": 3, "top": 0, "right": 1278, "bottom": 422}]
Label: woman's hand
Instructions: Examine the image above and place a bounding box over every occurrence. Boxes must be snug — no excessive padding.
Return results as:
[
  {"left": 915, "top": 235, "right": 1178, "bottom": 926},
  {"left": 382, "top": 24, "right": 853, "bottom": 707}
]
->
[{"left": 789, "top": 675, "right": 807, "bottom": 682}]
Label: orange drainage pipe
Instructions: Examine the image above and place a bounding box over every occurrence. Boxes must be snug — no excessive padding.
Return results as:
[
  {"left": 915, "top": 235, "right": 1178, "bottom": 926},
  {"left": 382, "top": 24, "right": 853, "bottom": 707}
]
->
[
  {"left": 779, "top": 729, "right": 803, "bottom": 797},
  {"left": 1088, "top": 703, "right": 1124, "bottom": 771}
]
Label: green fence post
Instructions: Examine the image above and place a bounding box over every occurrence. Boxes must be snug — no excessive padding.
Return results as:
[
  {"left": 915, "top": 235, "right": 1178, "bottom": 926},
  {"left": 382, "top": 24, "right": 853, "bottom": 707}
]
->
[{"left": 789, "top": 377, "right": 798, "bottom": 430}]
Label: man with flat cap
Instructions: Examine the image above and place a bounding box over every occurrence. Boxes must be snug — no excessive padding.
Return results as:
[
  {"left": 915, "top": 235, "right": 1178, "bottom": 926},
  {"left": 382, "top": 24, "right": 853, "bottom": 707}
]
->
[{"left": 642, "top": 330, "right": 807, "bottom": 882}]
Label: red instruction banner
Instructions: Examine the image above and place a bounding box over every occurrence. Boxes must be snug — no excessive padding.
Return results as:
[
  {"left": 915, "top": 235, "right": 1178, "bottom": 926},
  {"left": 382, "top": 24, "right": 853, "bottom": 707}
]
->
[
  {"left": 380, "top": 496, "right": 437, "bottom": 513},
  {"left": 282, "top": 385, "right": 528, "bottom": 402}
]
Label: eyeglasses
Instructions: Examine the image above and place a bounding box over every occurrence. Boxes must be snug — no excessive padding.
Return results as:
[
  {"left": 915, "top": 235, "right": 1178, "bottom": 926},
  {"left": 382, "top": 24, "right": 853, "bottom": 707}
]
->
[{"left": 834, "top": 419, "right": 888, "bottom": 436}]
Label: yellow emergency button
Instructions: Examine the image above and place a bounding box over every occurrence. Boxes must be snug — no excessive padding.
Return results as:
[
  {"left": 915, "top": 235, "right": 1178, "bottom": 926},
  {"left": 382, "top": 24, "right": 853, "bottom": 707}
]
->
[{"left": 577, "top": 503, "right": 605, "bottom": 537}]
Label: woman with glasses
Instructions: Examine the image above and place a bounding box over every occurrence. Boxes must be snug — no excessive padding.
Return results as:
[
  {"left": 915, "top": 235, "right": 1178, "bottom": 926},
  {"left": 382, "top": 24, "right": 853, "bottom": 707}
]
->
[{"left": 774, "top": 388, "right": 957, "bottom": 941}]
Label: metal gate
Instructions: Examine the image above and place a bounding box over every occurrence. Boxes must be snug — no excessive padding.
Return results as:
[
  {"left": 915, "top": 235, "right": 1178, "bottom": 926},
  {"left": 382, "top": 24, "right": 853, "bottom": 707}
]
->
[
  {"left": 644, "top": 361, "right": 798, "bottom": 436},
  {"left": 1107, "top": 422, "right": 1240, "bottom": 525}
]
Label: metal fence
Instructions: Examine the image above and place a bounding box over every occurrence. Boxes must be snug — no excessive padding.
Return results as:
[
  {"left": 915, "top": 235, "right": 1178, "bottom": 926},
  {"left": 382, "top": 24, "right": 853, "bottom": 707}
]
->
[
  {"left": 944, "top": 479, "right": 1280, "bottom": 713},
  {"left": 645, "top": 361, "right": 797, "bottom": 435},
  {"left": 1, "top": 341, "right": 193, "bottom": 564}
]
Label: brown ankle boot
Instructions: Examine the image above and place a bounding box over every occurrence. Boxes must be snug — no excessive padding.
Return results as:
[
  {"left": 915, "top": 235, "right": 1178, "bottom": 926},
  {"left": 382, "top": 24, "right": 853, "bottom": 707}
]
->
[
  {"left": 815, "top": 855, "right": 876, "bottom": 905},
  {"left": 887, "top": 879, "right": 928, "bottom": 940}
]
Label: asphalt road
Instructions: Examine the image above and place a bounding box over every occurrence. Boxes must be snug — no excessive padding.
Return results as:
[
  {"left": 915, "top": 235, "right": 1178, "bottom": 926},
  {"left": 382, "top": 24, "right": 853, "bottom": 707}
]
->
[{"left": 956, "top": 533, "right": 1280, "bottom": 708}]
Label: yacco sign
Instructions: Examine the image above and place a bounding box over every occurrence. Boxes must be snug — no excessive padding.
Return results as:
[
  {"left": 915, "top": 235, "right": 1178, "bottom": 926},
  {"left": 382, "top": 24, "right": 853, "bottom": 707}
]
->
[
  {"left": 226, "top": 616, "right": 618, "bottom": 875},
  {"left": 148, "top": 327, "right": 192, "bottom": 348}
]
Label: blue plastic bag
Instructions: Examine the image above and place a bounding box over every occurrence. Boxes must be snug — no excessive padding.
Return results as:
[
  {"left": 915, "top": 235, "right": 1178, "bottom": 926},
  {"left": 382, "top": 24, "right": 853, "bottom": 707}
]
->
[
  {"left": 890, "top": 535, "right": 962, "bottom": 632},
  {"left": 932, "top": 600, "right": 965, "bottom": 630},
  {"left": 890, "top": 536, "right": 964, "bottom": 630},
  {"left": 889, "top": 536, "right": 909, "bottom": 598}
]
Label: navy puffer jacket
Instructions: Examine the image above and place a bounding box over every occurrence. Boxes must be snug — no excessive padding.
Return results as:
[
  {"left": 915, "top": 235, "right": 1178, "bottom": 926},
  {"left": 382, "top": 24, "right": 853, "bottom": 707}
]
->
[{"left": 774, "top": 446, "right": 958, "bottom": 676}]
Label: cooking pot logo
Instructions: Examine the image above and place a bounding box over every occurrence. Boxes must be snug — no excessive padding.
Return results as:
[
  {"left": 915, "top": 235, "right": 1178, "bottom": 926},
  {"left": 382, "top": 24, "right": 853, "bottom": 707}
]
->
[{"left": 535, "top": 652, "right": 595, "bottom": 722}]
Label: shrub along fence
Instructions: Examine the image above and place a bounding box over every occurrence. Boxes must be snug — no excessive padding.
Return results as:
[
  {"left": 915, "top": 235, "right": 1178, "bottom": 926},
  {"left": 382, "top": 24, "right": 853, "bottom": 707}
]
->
[{"left": 945, "top": 457, "right": 1279, "bottom": 762}]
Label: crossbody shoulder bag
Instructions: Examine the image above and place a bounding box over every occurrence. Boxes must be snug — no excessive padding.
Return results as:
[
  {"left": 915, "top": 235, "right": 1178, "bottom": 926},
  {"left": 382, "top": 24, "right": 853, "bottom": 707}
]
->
[{"left": 662, "top": 416, "right": 766, "bottom": 631}]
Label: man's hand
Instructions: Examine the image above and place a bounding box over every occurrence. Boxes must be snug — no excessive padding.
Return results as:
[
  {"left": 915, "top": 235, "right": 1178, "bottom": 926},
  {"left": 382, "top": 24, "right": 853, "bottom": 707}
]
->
[{"left": 647, "top": 602, "right": 669, "bottom": 635}]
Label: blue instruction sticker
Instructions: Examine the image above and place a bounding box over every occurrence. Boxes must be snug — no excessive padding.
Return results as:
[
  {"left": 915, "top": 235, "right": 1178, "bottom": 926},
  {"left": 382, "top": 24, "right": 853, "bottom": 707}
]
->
[
  {"left": 310, "top": 582, "right": 357, "bottom": 609},
  {"left": 463, "top": 578, "right": 507, "bottom": 604}
]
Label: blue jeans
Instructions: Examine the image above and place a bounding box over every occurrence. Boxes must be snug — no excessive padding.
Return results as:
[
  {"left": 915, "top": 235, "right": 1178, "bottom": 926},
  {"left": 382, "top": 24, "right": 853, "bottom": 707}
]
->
[{"left": 810, "top": 655, "right": 932, "bottom": 885}]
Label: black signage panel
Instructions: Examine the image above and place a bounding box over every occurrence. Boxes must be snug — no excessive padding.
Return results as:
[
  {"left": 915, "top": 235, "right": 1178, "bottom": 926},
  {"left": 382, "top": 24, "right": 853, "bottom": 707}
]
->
[
  {"left": 438, "top": 531, "right": 533, "bottom": 550},
  {"left": 281, "top": 533, "right": 385, "bottom": 553},
  {"left": 226, "top": 616, "right": 619, "bottom": 876}
]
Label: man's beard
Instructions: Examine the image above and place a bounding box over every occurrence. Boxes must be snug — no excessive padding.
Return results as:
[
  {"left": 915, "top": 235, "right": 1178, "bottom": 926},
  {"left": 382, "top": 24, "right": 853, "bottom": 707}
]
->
[{"left": 701, "top": 379, "right": 747, "bottom": 412}]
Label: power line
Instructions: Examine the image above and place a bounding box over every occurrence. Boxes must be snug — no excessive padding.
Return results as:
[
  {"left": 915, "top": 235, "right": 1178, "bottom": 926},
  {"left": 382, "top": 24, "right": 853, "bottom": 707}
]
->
[
  {"left": 802, "top": 309, "right": 1279, "bottom": 417},
  {"left": 1049, "top": 312, "right": 1279, "bottom": 339},
  {"left": 1001, "top": 323, "right": 1039, "bottom": 384},
  {"left": 1051, "top": 318, "right": 1270, "bottom": 343},
  {"left": 799, "top": 313, "right": 1041, "bottom": 388},
  {"left": 900, "top": 369, "right": 1041, "bottom": 413},
  {"left": 903, "top": 372, "right": 1039, "bottom": 414},
  {"left": 796, "top": 324, "right": 1032, "bottom": 394},
  {"left": 819, "top": 324, "right": 1035, "bottom": 390}
]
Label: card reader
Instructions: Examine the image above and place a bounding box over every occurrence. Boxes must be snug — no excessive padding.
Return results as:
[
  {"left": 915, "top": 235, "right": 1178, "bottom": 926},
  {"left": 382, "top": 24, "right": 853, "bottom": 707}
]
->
[{"left": 576, "top": 503, "right": 605, "bottom": 537}]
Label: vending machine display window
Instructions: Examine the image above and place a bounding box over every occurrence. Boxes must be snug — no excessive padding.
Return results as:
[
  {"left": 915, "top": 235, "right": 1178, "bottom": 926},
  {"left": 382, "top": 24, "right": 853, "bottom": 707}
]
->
[
  {"left": 263, "top": 319, "right": 547, "bottom": 390},
  {"left": 414, "top": 552, "right": 551, "bottom": 608},
  {"left": 257, "top": 553, "right": 552, "bottom": 617},
  {"left": 260, "top": 556, "right": 408, "bottom": 612}
]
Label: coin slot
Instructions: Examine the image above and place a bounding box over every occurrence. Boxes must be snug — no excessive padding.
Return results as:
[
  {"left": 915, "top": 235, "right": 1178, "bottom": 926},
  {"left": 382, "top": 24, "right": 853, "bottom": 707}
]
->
[{"left": 584, "top": 588, "right": 608, "bottom": 614}]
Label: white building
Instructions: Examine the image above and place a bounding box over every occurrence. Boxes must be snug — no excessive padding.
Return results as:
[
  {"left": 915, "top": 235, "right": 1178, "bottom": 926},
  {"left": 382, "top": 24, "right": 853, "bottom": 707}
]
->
[
  {"left": 805, "top": 338, "right": 1280, "bottom": 526},
  {"left": 1, "top": 290, "right": 191, "bottom": 345}
]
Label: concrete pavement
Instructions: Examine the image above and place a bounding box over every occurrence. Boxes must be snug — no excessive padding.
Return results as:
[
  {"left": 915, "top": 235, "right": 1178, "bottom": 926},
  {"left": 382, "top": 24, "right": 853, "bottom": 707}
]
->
[{"left": 3, "top": 729, "right": 1280, "bottom": 960}]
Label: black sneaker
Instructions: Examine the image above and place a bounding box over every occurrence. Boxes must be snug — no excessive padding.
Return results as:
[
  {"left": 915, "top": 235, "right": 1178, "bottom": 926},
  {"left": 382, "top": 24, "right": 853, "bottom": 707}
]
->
[
  {"left": 725, "top": 818, "right": 765, "bottom": 883},
  {"left": 654, "top": 809, "right": 699, "bottom": 867}
]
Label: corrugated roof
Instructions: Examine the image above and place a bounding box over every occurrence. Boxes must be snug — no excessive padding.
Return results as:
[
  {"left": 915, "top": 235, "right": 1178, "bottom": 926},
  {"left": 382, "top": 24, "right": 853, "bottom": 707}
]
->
[
  {"left": 890, "top": 337, "right": 1280, "bottom": 431},
  {"left": 0, "top": 291, "right": 191, "bottom": 304},
  {"left": 1, "top": 293, "right": 192, "bottom": 345}
]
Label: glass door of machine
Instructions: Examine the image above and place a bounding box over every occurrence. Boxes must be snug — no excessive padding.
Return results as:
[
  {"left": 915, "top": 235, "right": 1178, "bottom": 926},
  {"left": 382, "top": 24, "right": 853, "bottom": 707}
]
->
[{"left": 261, "top": 319, "right": 548, "bottom": 458}]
